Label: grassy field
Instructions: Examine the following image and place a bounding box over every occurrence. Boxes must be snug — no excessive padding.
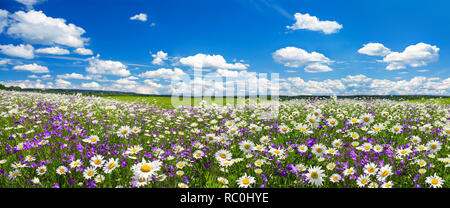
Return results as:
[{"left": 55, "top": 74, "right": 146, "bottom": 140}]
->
[
  {"left": 105, "top": 95, "right": 450, "bottom": 109},
  {"left": 407, "top": 98, "right": 450, "bottom": 105},
  {"left": 104, "top": 96, "right": 272, "bottom": 108}
]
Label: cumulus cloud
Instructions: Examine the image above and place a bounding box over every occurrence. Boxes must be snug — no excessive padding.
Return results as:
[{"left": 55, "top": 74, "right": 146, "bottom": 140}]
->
[
  {"left": 282, "top": 74, "right": 450, "bottom": 95},
  {"left": 0, "top": 9, "right": 8, "bottom": 33},
  {"left": 74, "top": 48, "right": 93, "bottom": 55},
  {"left": 6, "top": 10, "right": 88, "bottom": 48},
  {"left": 55, "top": 78, "right": 71, "bottom": 88},
  {"left": 0, "top": 44, "right": 34, "bottom": 59},
  {"left": 28, "top": 74, "right": 50, "bottom": 79},
  {"left": 179, "top": 53, "right": 249, "bottom": 70},
  {"left": 15, "top": 0, "right": 45, "bottom": 10},
  {"left": 130, "top": 13, "right": 147, "bottom": 22},
  {"left": 272, "top": 46, "right": 333, "bottom": 72},
  {"left": 139, "top": 67, "right": 187, "bottom": 80},
  {"left": 86, "top": 55, "right": 130, "bottom": 77},
  {"left": 382, "top": 43, "right": 439, "bottom": 70},
  {"left": 287, "top": 12, "right": 342, "bottom": 34},
  {"left": 57, "top": 73, "right": 92, "bottom": 80},
  {"left": 0, "top": 58, "right": 11, "bottom": 65},
  {"left": 304, "top": 63, "right": 332, "bottom": 73},
  {"left": 151, "top": 50, "right": 168, "bottom": 65},
  {"left": 358, "top": 43, "right": 391, "bottom": 56},
  {"left": 115, "top": 78, "right": 137, "bottom": 85},
  {"left": 81, "top": 81, "right": 100, "bottom": 89},
  {"left": 35, "top": 46, "right": 70, "bottom": 55},
  {"left": 13, "top": 63, "right": 49, "bottom": 73}
]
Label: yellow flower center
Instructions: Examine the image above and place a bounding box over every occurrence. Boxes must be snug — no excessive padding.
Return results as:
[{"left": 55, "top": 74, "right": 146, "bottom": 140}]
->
[
  {"left": 141, "top": 164, "right": 152, "bottom": 172},
  {"left": 242, "top": 178, "right": 250, "bottom": 184},
  {"left": 94, "top": 160, "right": 101, "bottom": 165},
  {"left": 108, "top": 163, "right": 116, "bottom": 169},
  {"left": 364, "top": 117, "right": 370, "bottom": 122},
  {"left": 274, "top": 150, "right": 280, "bottom": 154},
  {"left": 311, "top": 172, "right": 318, "bottom": 179},
  {"left": 220, "top": 154, "right": 227, "bottom": 159},
  {"left": 431, "top": 178, "right": 439, "bottom": 185},
  {"left": 382, "top": 171, "right": 389, "bottom": 177},
  {"left": 122, "top": 130, "right": 128, "bottom": 135}
]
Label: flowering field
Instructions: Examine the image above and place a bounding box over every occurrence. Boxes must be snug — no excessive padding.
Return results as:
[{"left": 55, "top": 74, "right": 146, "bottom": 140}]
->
[{"left": 0, "top": 90, "right": 448, "bottom": 188}]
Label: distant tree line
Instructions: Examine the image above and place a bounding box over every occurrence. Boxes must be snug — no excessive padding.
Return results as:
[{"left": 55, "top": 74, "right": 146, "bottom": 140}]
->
[{"left": 0, "top": 83, "right": 447, "bottom": 100}]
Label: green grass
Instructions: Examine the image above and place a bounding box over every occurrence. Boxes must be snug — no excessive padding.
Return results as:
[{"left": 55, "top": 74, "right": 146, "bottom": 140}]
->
[
  {"left": 104, "top": 96, "right": 273, "bottom": 108},
  {"left": 408, "top": 98, "right": 450, "bottom": 105}
]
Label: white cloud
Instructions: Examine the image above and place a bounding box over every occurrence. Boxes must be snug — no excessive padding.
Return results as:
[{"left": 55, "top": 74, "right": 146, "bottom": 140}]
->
[
  {"left": 287, "top": 12, "right": 342, "bottom": 34},
  {"left": 55, "top": 78, "right": 71, "bottom": 88},
  {"left": 81, "top": 81, "right": 100, "bottom": 89},
  {"left": 272, "top": 46, "right": 333, "bottom": 72},
  {"left": 115, "top": 78, "right": 137, "bottom": 85},
  {"left": 152, "top": 50, "right": 168, "bottom": 65},
  {"left": 13, "top": 63, "right": 49, "bottom": 73},
  {"left": 57, "top": 73, "right": 91, "bottom": 80},
  {"left": 35, "top": 46, "right": 70, "bottom": 55},
  {"left": 0, "top": 44, "right": 34, "bottom": 59},
  {"left": 15, "top": 0, "right": 45, "bottom": 10},
  {"left": 179, "top": 53, "right": 249, "bottom": 70},
  {"left": 358, "top": 43, "right": 391, "bottom": 56},
  {"left": 28, "top": 74, "right": 50, "bottom": 79},
  {"left": 0, "top": 9, "right": 8, "bottom": 33},
  {"left": 74, "top": 48, "right": 93, "bottom": 55},
  {"left": 304, "top": 63, "right": 333, "bottom": 73},
  {"left": 0, "top": 58, "right": 11, "bottom": 65},
  {"left": 86, "top": 55, "right": 130, "bottom": 77},
  {"left": 130, "top": 13, "right": 147, "bottom": 22},
  {"left": 382, "top": 43, "right": 439, "bottom": 70},
  {"left": 139, "top": 67, "right": 187, "bottom": 79},
  {"left": 6, "top": 10, "right": 88, "bottom": 48}
]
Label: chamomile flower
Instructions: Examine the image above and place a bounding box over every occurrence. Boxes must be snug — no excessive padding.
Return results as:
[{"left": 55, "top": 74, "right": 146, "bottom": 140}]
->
[
  {"left": 178, "top": 183, "right": 189, "bottom": 188},
  {"left": 343, "top": 167, "right": 356, "bottom": 176},
  {"left": 126, "top": 145, "right": 143, "bottom": 155},
  {"left": 426, "top": 140, "right": 442, "bottom": 153},
  {"left": 356, "top": 175, "right": 371, "bottom": 187},
  {"left": 363, "top": 163, "right": 378, "bottom": 176},
  {"left": 95, "top": 175, "right": 105, "bottom": 183},
  {"left": 311, "top": 144, "right": 326, "bottom": 156},
  {"left": 83, "top": 167, "right": 97, "bottom": 179},
  {"left": 117, "top": 126, "right": 131, "bottom": 138},
  {"left": 132, "top": 159, "right": 162, "bottom": 179},
  {"left": 36, "top": 165, "right": 47, "bottom": 175},
  {"left": 306, "top": 166, "right": 326, "bottom": 187},
  {"left": 218, "top": 177, "right": 229, "bottom": 184},
  {"left": 103, "top": 158, "right": 119, "bottom": 174},
  {"left": 425, "top": 173, "right": 445, "bottom": 188},
  {"left": 239, "top": 140, "right": 255, "bottom": 153},
  {"left": 329, "top": 174, "right": 341, "bottom": 183},
  {"left": 56, "top": 166, "right": 68, "bottom": 175},
  {"left": 215, "top": 150, "right": 232, "bottom": 161},
  {"left": 90, "top": 154, "right": 105, "bottom": 168},
  {"left": 193, "top": 150, "right": 205, "bottom": 159},
  {"left": 297, "top": 144, "right": 308, "bottom": 153},
  {"left": 377, "top": 164, "right": 393, "bottom": 181},
  {"left": 381, "top": 181, "right": 394, "bottom": 188},
  {"left": 69, "top": 159, "right": 82, "bottom": 168},
  {"left": 236, "top": 173, "right": 256, "bottom": 188}
]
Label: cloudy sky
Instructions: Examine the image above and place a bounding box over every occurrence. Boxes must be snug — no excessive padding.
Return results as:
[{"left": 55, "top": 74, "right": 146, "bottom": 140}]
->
[{"left": 0, "top": 0, "right": 449, "bottom": 95}]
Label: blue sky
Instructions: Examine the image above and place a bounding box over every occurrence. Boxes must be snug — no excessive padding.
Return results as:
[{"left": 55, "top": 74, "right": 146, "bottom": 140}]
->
[{"left": 0, "top": 0, "right": 449, "bottom": 95}]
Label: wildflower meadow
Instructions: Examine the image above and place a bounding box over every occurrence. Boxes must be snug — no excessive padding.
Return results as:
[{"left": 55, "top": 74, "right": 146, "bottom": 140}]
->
[{"left": 0, "top": 90, "right": 448, "bottom": 188}]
